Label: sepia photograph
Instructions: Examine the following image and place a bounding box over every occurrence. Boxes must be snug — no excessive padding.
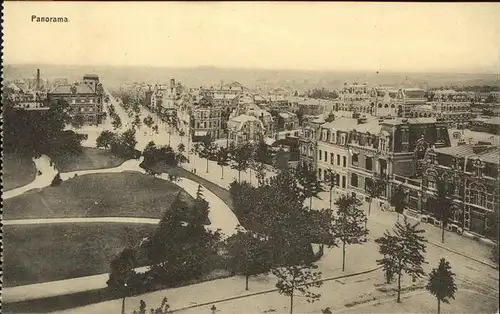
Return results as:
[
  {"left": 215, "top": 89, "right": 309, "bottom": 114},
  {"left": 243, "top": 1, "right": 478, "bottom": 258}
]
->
[{"left": 2, "top": 2, "right": 500, "bottom": 314}]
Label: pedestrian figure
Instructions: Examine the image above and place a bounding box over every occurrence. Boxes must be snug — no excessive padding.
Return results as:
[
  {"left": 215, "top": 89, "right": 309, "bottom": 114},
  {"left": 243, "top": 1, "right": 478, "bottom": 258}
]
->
[{"left": 194, "top": 168, "right": 197, "bottom": 174}]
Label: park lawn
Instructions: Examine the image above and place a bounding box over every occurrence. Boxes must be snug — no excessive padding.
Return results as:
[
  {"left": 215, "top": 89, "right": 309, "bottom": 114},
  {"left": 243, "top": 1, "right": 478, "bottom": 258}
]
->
[
  {"left": 3, "top": 223, "right": 156, "bottom": 287},
  {"left": 51, "top": 147, "right": 128, "bottom": 172},
  {"left": 3, "top": 153, "right": 37, "bottom": 191},
  {"left": 3, "top": 172, "right": 194, "bottom": 220},
  {"left": 342, "top": 289, "right": 498, "bottom": 314}
]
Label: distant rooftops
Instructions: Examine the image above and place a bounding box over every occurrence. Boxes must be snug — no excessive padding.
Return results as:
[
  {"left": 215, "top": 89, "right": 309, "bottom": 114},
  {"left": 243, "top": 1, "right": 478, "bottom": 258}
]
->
[
  {"left": 49, "top": 83, "right": 95, "bottom": 94},
  {"left": 83, "top": 74, "right": 99, "bottom": 79},
  {"left": 435, "top": 144, "right": 499, "bottom": 165}
]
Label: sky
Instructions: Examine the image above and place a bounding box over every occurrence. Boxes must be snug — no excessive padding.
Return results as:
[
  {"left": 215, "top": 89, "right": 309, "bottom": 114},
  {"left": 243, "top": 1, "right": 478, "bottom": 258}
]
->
[{"left": 4, "top": 2, "right": 500, "bottom": 73}]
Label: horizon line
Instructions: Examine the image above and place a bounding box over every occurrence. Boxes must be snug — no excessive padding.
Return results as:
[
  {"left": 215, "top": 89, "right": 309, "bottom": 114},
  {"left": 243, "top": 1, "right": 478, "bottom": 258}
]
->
[{"left": 5, "top": 62, "right": 500, "bottom": 76}]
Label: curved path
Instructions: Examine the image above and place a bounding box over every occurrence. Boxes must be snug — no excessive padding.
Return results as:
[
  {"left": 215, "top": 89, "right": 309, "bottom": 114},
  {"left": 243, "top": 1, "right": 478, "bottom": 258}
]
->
[{"left": 4, "top": 154, "right": 242, "bottom": 303}]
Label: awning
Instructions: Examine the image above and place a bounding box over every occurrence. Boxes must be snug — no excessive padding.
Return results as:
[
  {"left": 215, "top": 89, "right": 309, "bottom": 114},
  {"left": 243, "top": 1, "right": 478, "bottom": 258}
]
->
[{"left": 194, "top": 131, "right": 208, "bottom": 136}]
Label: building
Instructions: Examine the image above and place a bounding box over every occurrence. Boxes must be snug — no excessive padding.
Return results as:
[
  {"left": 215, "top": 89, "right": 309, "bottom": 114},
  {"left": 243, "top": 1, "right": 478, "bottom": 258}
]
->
[
  {"left": 315, "top": 118, "right": 359, "bottom": 193},
  {"left": 227, "top": 114, "right": 265, "bottom": 145},
  {"left": 397, "top": 87, "right": 427, "bottom": 118},
  {"left": 469, "top": 117, "right": 500, "bottom": 135},
  {"left": 48, "top": 74, "right": 104, "bottom": 124},
  {"left": 277, "top": 112, "right": 299, "bottom": 131},
  {"left": 337, "top": 82, "right": 370, "bottom": 112},
  {"left": 421, "top": 144, "right": 499, "bottom": 238},
  {"left": 369, "top": 86, "right": 399, "bottom": 117},
  {"left": 419, "top": 90, "right": 472, "bottom": 125},
  {"left": 190, "top": 98, "right": 223, "bottom": 141},
  {"left": 298, "top": 98, "right": 328, "bottom": 116},
  {"left": 298, "top": 116, "right": 325, "bottom": 170}
]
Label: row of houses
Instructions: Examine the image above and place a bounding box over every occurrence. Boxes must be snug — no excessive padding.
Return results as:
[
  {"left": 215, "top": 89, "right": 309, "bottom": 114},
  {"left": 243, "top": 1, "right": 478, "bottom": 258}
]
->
[{"left": 299, "top": 115, "right": 498, "bottom": 238}]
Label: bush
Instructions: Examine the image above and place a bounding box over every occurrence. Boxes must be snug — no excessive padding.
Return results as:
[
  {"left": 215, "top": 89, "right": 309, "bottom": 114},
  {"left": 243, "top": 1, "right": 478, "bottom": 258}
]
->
[{"left": 50, "top": 173, "right": 62, "bottom": 187}]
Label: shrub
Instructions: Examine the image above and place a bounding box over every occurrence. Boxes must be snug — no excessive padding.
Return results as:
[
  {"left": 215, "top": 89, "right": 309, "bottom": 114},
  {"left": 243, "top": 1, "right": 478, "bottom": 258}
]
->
[{"left": 50, "top": 173, "right": 62, "bottom": 186}]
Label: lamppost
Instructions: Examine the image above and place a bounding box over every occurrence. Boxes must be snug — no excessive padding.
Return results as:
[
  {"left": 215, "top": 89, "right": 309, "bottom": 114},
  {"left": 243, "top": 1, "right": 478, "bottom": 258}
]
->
[{"left": 121, "top": 283, "right": 128, "bottom": 314}]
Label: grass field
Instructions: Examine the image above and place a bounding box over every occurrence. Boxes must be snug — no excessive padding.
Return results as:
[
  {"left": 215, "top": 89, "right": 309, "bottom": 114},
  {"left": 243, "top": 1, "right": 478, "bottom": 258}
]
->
[
  {"left": 3, "top": 172, "right": 194, "bottom": 220},
  {"left": 3, "top": 153, "right": 37, "bottom": 191},
  {"left": 51, "top": 147, "right": 128, "bottom": 172},
  {"left": 3, "top": 223, "right": 156, "bottom": 287}
]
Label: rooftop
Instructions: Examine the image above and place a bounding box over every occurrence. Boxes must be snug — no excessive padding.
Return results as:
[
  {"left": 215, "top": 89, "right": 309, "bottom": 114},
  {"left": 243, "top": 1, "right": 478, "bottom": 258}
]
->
[
  {"left": 321, "top": 117, "right": 358, "bottom": 131},
  {"left": 435, "top": 144, "right": 500, "bottom": 165},
  {"left": 50, "top": 83, "right": 95, "bottom": 95}
]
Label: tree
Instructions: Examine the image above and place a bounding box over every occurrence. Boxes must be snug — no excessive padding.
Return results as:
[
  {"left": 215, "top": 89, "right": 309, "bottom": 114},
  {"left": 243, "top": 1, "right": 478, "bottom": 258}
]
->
[
  {"left": 107, "top": 248, "right": 137, "bottom": 290},
  {"left": 390, "top": 184, "right": 407, "bottom": 222},
  {"left": 273, "top": 148, "right": 289, "bottom": 172},
  {"left": 71, "top": 113, "right": 85, "bottom": 129},
  {"left": 133, "top": 114, "right": 142, "bottom": 129},
  {"left": 216, "top": 146, "right": 230, "bottom": 179},
  {"left": 143, "top": 115, "right": 155, "bottom": 128},
  {"left": 254, "top": 161, "right": 267, "bottom": 187},
  {"left": 96, "top": 130, "right": 116, "bottom": 149},
  {"left": 191, "top": 142, "right": 203, "bottom": 168},
  {"left": 199, "top": 141, "right": 217, "bottom": 173},
  {"left": 133, "top": 297, "right": 171, "bottom": 314},
  {"left": 375, "top": 217, "right": 428, "bottom": 303},
  {"left": 121, "top": 128, "right": 138, "bottom": 151},
  {"left": 231, "top": 143, "right": 253, "bottom": 183},
  {"left": 365, "top": 174, "right": 387, "bottom": 216},
  {"left": 225, "top": 227, "right": 272, "bottom": 290},
  {"left": 272, "top": 264, "right": 323, "bottom": 314},
  {"left": 253, "top": 139, "right": 270, "bottom": 164},
  {"left": 329, "top": 195, "right": 369, "bottom": 271},
  {"left": 296, "top": 163, "right": 324, "bottom": 209},
  {"left": 112, "top": 114, "right": 122, "bottom": 130},
  {"left": 426, "top": 258, "right": 457, "bottom": 314},
  {"left": 430, "top": 179, "right": 456, "bottom": 243},
  {"left": 323, "top": 169, "right": 337, "bottom": 209}
]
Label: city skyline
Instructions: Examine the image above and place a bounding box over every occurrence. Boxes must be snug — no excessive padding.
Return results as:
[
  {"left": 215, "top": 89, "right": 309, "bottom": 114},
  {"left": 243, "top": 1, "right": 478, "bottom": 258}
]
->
[{"left": 4, "top": 2, "right": 500, "bottom": 74}]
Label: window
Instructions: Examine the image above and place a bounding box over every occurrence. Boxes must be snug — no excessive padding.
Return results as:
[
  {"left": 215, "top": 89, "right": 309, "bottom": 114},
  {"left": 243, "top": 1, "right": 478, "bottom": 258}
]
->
[
  {"left": 337, "top": 154, "right": 341, "bottom": 166},
  {"left": 331, "top": 132, "right": 336, "bottom": 143},
  {"left": 318, "top": 149, "right": 322, "bottom": 160},
  {"left": 318, "top": 168, "right": 322, "bottom": 180},
  {"left": 330, "top": 153, "right": 334, "bottom": 165},
  {"left": 428, "top": 178, "right": 436, "bottom": 190},
  {"left": 350, "top": 173, "right": 358, "bottom": 187},
  {"left": 335, "top": 174, "right": 340, "bottom": 186},
  {"left": 342, "top": 176, "right": 346, "bottom": 189},
  {"left": 380, "top": 139, "right": 387, "bottom": 152},
  {"left": 352, "top": 154, "right": 359, "bottom": 166},
  {"left": 324, "top": 151, "right": 328, "bottom": 162},
  {"left": 340, "top": 134, "right": 346, "bottom": 145},
  {"left": 366, "top": 157, "right": 373, "bottom": 171},
  {"left": 343, "top": 156, "right": 347, "bottom": 167}
]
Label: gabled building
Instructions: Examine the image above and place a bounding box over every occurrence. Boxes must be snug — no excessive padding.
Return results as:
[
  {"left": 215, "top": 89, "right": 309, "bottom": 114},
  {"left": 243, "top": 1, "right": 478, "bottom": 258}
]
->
[
  {"left": 421, "top": 144, "right": 499, "bottom": 238},
  {"left": 48, "top": 74, "right": 104, "bottom": 124},
  {"left": 227, "top": 114, "right": 265, "bottom": 145}
]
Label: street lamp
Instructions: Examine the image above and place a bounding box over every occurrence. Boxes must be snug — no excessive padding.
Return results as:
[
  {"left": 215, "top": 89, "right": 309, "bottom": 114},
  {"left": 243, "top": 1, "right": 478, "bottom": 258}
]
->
[{"left": 121, "top": 283, "right": 128, "bottom": 314}]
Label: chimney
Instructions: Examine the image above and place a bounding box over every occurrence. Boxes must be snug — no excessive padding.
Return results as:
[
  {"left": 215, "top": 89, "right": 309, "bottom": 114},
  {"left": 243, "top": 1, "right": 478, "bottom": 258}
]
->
[
  {"left": 170, "top": 78, "right": 175, "bottom": 89},
  {"left": 36, "top": 69, "right": 40, "bottom": 90}
]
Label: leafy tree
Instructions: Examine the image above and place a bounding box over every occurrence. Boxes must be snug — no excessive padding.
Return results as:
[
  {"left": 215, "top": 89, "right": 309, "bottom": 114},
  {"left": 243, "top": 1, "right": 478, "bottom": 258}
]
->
[
  {"left": 71, "top": 113, "right": 85, "bottom": 129},
  {"left": 231, "top": 143, "right": 253, "bottom": 183},
  {"left": 329, "top": 194, "right": 369, "bottom": 271},
  {"left": 145, "top": 193, "right": 221, "bottom": 285},
  {"left": 177, "top": 143, "right": 185, "bottom": 154},
  {"left": 225, "top": 227, "right": 272, "bottom": 290},
  {"left": 216, "top": 146, "right": 230, "bottom": 179},
  {"left": 199, "top": 141, "right": 218, "bottom": 173},
  {"left": 273, "top": 148, "right": 289, "bottom": 172},
  {"left": 191, "top": 142, "right": 203, "bottom": 168},
  {"left": 51, "top": 173, "right": 62, "bottom": 187},
  {"left": 429, "top": 179, "right": 456, "bottom": 243},
  {"left": 143, "top": 115, "right": 155, "bottom": 128},
  {"left": 390, "top": 184, "right": 407, "bottom": 222},
  {"left": 253, "top": 139, "right": 270, "bottom": 164},
  {"left": 254, "top": 161, "right": 267, "bottom": 187},
  {"left": 112, "top": 114, "right": 122, "bottom": 130},
  {"left": 133, "top": 114, "right": 142, "bottom": 129},
  {"left": 121, "top": 128, "right": 138, "bottom": 151},
  {"left": 426, "top": 258, "right": 457, "bottom": 314},
  {"left": 296, "top": 163, "right": 324, "bottom": 209},
  {"left": 272, "top": 264, "right": 323, "bottom": 314},
  {"left": 366, "top": 174, "right": 387, "bottom": 216},
  {"left": 96, "top": 130, "right": 116, "bottom": 149},
  {"left": 107, "top": 248, "right": 137, "bottom": 291},
  {"left": 375, "top": 217, "right": 428, "bottom": 302},
  {"left": 323, "top": 169, "right": 337, "bottom": 209}
]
